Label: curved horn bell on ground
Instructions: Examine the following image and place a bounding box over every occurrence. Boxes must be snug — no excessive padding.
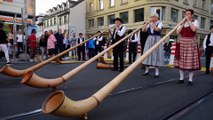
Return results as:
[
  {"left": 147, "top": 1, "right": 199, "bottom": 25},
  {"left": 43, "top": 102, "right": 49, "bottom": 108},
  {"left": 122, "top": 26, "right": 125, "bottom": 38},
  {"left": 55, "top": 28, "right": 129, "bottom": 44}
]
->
[
  {"left": 35, "top": 54, "right": 43, "bottom": 63},
  {"left": 0, "top": 30, "right": 108, "bottom": 77},
  {"left": 21, "top": 71, "right": 66, "bottom": 88},
  {"left": 96, "top": 63, "right": 112, "bottom": 69},
  {"left": 54, "top": 58, "right": 84, "bottom": 64},
  {"left": 99, "top": 56, "right": 108, "bottom": 64},
  {"left": 22, "top": 26, "right": 143, "bottom": 88},
  {"left": 42, "top": 91, "right": 98, "bottom": 119},
  {"left": 0, "top": 65, "right": 26, "bottom": 77},
  {"left": 41, "top": 19, "right": 186, "bottom": 118}
]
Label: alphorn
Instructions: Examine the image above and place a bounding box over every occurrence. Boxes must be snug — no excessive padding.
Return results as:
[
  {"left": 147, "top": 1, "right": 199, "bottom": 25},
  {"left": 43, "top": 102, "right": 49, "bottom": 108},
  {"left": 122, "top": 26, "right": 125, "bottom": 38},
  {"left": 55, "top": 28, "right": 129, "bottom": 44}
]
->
[
  {"left": 0, "top": 30, "right": 108, "bottom": 77},
  {"left": 41, "top": 19, "right": 186, "bottom": 118},
  {"left": 36, "top": 54, "right": 83, "bottom": 64},
  {"left": 96, "top": 63, "right": 112, "bottom": 69},
  {"left": 54, "top": 58, "right": 84, "bottom": 64},
  {"left": 21, "top": 25, "right": 145, "bottom": 88}
]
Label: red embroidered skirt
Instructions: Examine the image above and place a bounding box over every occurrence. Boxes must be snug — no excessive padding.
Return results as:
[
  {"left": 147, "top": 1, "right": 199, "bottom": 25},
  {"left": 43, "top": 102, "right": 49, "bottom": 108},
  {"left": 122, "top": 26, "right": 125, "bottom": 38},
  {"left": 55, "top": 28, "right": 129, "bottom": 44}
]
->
[{"left": 174, "top": 37, "right": 201, "bottom": 70}]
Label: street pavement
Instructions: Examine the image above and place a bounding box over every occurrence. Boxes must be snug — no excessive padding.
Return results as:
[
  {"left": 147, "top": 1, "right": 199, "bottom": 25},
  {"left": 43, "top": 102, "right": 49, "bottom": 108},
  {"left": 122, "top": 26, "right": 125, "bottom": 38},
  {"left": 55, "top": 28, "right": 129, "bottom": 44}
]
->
[{"left": 0, "top": 59, "right": 212, "bottom": 120}]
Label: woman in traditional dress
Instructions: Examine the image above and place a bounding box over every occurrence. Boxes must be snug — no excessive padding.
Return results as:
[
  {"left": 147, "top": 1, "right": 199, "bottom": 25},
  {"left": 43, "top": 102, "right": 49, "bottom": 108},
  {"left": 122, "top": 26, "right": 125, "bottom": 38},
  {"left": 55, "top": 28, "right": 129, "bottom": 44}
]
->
[
  {"left": 174, "top": 9, "right": 200, "bottom": 86},
  {"left": 142, "top": 13, "right": 164, "bottom": 78}
]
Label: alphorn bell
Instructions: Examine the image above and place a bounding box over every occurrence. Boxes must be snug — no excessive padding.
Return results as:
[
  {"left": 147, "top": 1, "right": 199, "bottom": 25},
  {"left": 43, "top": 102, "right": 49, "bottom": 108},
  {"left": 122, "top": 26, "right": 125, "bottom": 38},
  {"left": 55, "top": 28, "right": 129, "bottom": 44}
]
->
[
  {"left": 54, "top": 58, "right": 84, "bottom": 64},
  {"left": 35, "top": 54, "right": 43, "bottom": 63},
  {"left": 0, "top": 30, "right": 108, "bottom": 77},
  {"left": 96, "top": 63, "right": 112, "bottom": 69},
  {"left": 21, "top": 25, "right": 144, "bottom": 88},
  {"left": 99, "top": 56, "right": 108, "bottom": 64},
  {"left": 42, "top": 19, "right": 186, "bottom": 118}
]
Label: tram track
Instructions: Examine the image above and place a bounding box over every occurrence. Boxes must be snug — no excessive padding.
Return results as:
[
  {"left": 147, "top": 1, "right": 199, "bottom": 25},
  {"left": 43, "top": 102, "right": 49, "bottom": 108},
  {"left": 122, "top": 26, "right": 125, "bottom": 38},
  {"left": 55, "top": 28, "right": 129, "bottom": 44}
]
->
[
  {"left": 0, "top": 73, "right": 204, "bottom": 120},
  {"left": 163, "top": 89, "right": 213, "bottom": 120}
]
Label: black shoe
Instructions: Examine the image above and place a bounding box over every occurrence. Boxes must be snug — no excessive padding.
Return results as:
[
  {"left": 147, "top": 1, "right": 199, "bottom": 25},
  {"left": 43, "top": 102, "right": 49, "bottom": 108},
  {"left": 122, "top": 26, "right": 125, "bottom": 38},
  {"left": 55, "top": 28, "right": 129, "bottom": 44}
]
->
[
  {"left": 188, "top": 81, "right": 193, "bottom": 86},
  {"left": 205, "top": 71, "right": 210, "bottom": 75},
  {"left": 119, "top": 69, "right": 124, "bottom": 72},
  {"left": 111, "top": 68, "right": 118, "bottom": 71},
  {"left": 7, "top": 62, "right": 11, "bottom": 65},
  {"left": 177, "top": 80, "right": 184, "bottom": 84},
  {"left": 143, "top": 72, "right": 149, "bottom": 76},
  {"left": 154, "top": 75, "right": 159, "bottom": 78}
]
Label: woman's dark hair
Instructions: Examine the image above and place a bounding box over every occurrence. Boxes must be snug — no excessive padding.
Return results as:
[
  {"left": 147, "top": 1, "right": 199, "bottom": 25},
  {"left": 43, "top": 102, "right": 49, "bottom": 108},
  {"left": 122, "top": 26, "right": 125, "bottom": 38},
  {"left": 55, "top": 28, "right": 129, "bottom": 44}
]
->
[
  {"left": 31, "top": 29, "right": 36, "bottom": 34},
  {"left": 44, "top": 31, "right": 48, "bottom": 34},
  {"left": 210, "top": 25, "right": 213, "bottom": 30},
  {"left": 185, "top": 9, "right": 194, "bottom": 15}
]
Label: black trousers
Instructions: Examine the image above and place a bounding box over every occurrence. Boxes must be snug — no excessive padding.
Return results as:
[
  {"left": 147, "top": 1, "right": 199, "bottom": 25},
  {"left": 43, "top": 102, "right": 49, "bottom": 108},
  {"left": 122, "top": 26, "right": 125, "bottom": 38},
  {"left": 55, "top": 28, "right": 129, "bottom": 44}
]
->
[
  {"left": 77, "top": 46, "right": 85, "bottom": 61},
  {"left": 55, "top": 44, "right": 63, "bottom": 55},
  {"left": 205, "top": 46, "right": 213, "bottom": 72},
  {"left": 16, "top": 42, "right": 23, "bottom": 57},
  {"left": 113, "top": 46, "right": 124, "bottom": 70},
  {"left": 95, "top": 45, "right": 102, "bottom": 54},
  {"left": 88, "top": 48, "right": 95, "bottom": 59},
  {"left": 129, "top": 42, "right": 137, "bottom": 63}
]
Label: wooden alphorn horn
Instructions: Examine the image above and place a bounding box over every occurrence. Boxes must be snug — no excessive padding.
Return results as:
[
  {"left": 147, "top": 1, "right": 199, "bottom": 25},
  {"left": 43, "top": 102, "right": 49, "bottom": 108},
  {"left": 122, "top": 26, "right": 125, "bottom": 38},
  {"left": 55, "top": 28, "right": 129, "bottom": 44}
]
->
[
  {"left": 41, "top": 19, "right": 186, "bottom": 118},
  {"left": 96, "top": 63, "right": 112, "bottom": 69},
  {"left": 36, "top": 55, "right": 83, "bottom": 64},
  {"left": 0, "top": 30, "right": 108, "bottom": 77},
  {"left": 21, "top": 25, "right": 144, "bottom": 88},
  {"left": 54, "top": 58, "right": 84, "bottom": 64}
]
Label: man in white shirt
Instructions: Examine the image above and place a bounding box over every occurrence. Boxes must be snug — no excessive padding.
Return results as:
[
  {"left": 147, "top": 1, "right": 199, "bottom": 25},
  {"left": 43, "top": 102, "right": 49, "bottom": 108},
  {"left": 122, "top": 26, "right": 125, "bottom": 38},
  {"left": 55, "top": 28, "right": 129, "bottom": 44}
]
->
[
  {"left": 77, "top": 33, "right": 85, "bottom": 61},
  {"left": 203, "top": 25, "right": 213, "bottom": 74},
  {"left": 95, "top": 31, "right": 104, "bottom": 55},
  {"left": 128, "top": 30, "right": 139, "bottom": 64},
  {"left": 110, "top": 18, "right": 126, "bottom": 72},
  {"left": 16, "top": 29, "right": 23, "bottom": 57}
]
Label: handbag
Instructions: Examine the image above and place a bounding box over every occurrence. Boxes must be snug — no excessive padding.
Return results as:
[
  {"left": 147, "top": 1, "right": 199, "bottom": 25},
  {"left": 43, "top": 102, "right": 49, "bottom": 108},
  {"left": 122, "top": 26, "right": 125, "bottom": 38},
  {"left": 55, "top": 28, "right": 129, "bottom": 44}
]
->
[{"left": 175, "top": 41, "right": 180, "bottom": 60}]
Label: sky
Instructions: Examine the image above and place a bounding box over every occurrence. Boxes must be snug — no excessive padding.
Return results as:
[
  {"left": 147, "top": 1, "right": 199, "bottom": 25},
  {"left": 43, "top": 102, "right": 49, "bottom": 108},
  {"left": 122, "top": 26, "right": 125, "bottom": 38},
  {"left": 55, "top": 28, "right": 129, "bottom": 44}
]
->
[{"left": 36, "top": 0, "right": 67, "bottom": 15}]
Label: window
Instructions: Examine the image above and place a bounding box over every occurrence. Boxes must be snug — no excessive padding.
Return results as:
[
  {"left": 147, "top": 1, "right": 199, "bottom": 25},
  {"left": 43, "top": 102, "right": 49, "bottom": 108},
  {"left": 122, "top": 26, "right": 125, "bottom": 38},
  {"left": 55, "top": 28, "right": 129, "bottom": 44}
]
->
[
  {"left": 59, "top": 17, "right": 62, "bottom": 25},
  {"left": 134, "top": 8, "right": 144, "bottom": 22},
  {"left": 194, "top": 15, "right": 198, "bottom": 20},
  {"left": 89, "top": 19, "right": 94, "bottom": 28},
  {"left": 64, "top": 15, "right": 67, "bottom": 24},
  {"left": 171, "top": 8, "right": 179, "bottom": 23},
  {"left": 202, "top": 0, "right": 205, "bottom": 9},
  {"left": 89, "top": 3, "right": 94, "bottom": 12},
  {"left": 120, "top": 12, "right": 128, "bottom": 24},
  {"left": 98, "top": 17, "right": 104, "bottom": 26},
  {"left": 108, "top": 14, "right": 115, "bottom": 25},
  {"left": 151, "top": 7, "right": 165, "bottom": 21},
  {"left": 183, "top": 0, "right": 188, "bottom": 4},
  {"left": 193, "top": 0, "right": 197, "bottom": 7},
  {"left": 50, "top": 19, "right": 52, "bottom": 26},
  {"left": 211, "top": 3, "right": 213, "bottom": 15},
  {"left": 99, "top": 0, "right": 104, "bottom": 10},
  {"left": 201, "top": 17, "right": 206, "bottom": 29},
  {"left": 54, "top": 18, "right": 56, "bottom": 25},
  {"left": 110, "top": 0, "right": 115, "bottom": 7},
  {"left": 121, "top": 0, "right": 128, "bottom": 4},
  {"left": 210, "top": 20, "right": 213, "bottom": 26}
]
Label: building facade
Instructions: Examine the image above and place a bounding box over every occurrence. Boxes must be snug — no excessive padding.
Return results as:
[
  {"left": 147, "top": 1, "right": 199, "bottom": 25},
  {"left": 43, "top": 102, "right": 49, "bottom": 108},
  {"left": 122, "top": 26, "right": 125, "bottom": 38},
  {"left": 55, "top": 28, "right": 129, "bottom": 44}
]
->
[
  {"left": 43, "top": 0, "right": 86, "bottom": 38},
  {"left": 86, "top": 0, "right": 213, "bottom": 46},
  {"left": 0, "top": 0, "right": 35, "bottom": 33}
]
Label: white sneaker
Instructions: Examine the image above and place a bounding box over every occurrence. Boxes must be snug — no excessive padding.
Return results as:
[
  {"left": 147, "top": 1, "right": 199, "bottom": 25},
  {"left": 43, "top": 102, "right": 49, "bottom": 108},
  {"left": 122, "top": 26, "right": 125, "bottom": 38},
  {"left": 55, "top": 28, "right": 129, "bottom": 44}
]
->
[{"left": 29, "top": 59, "right": 34, "bottom": 62}]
